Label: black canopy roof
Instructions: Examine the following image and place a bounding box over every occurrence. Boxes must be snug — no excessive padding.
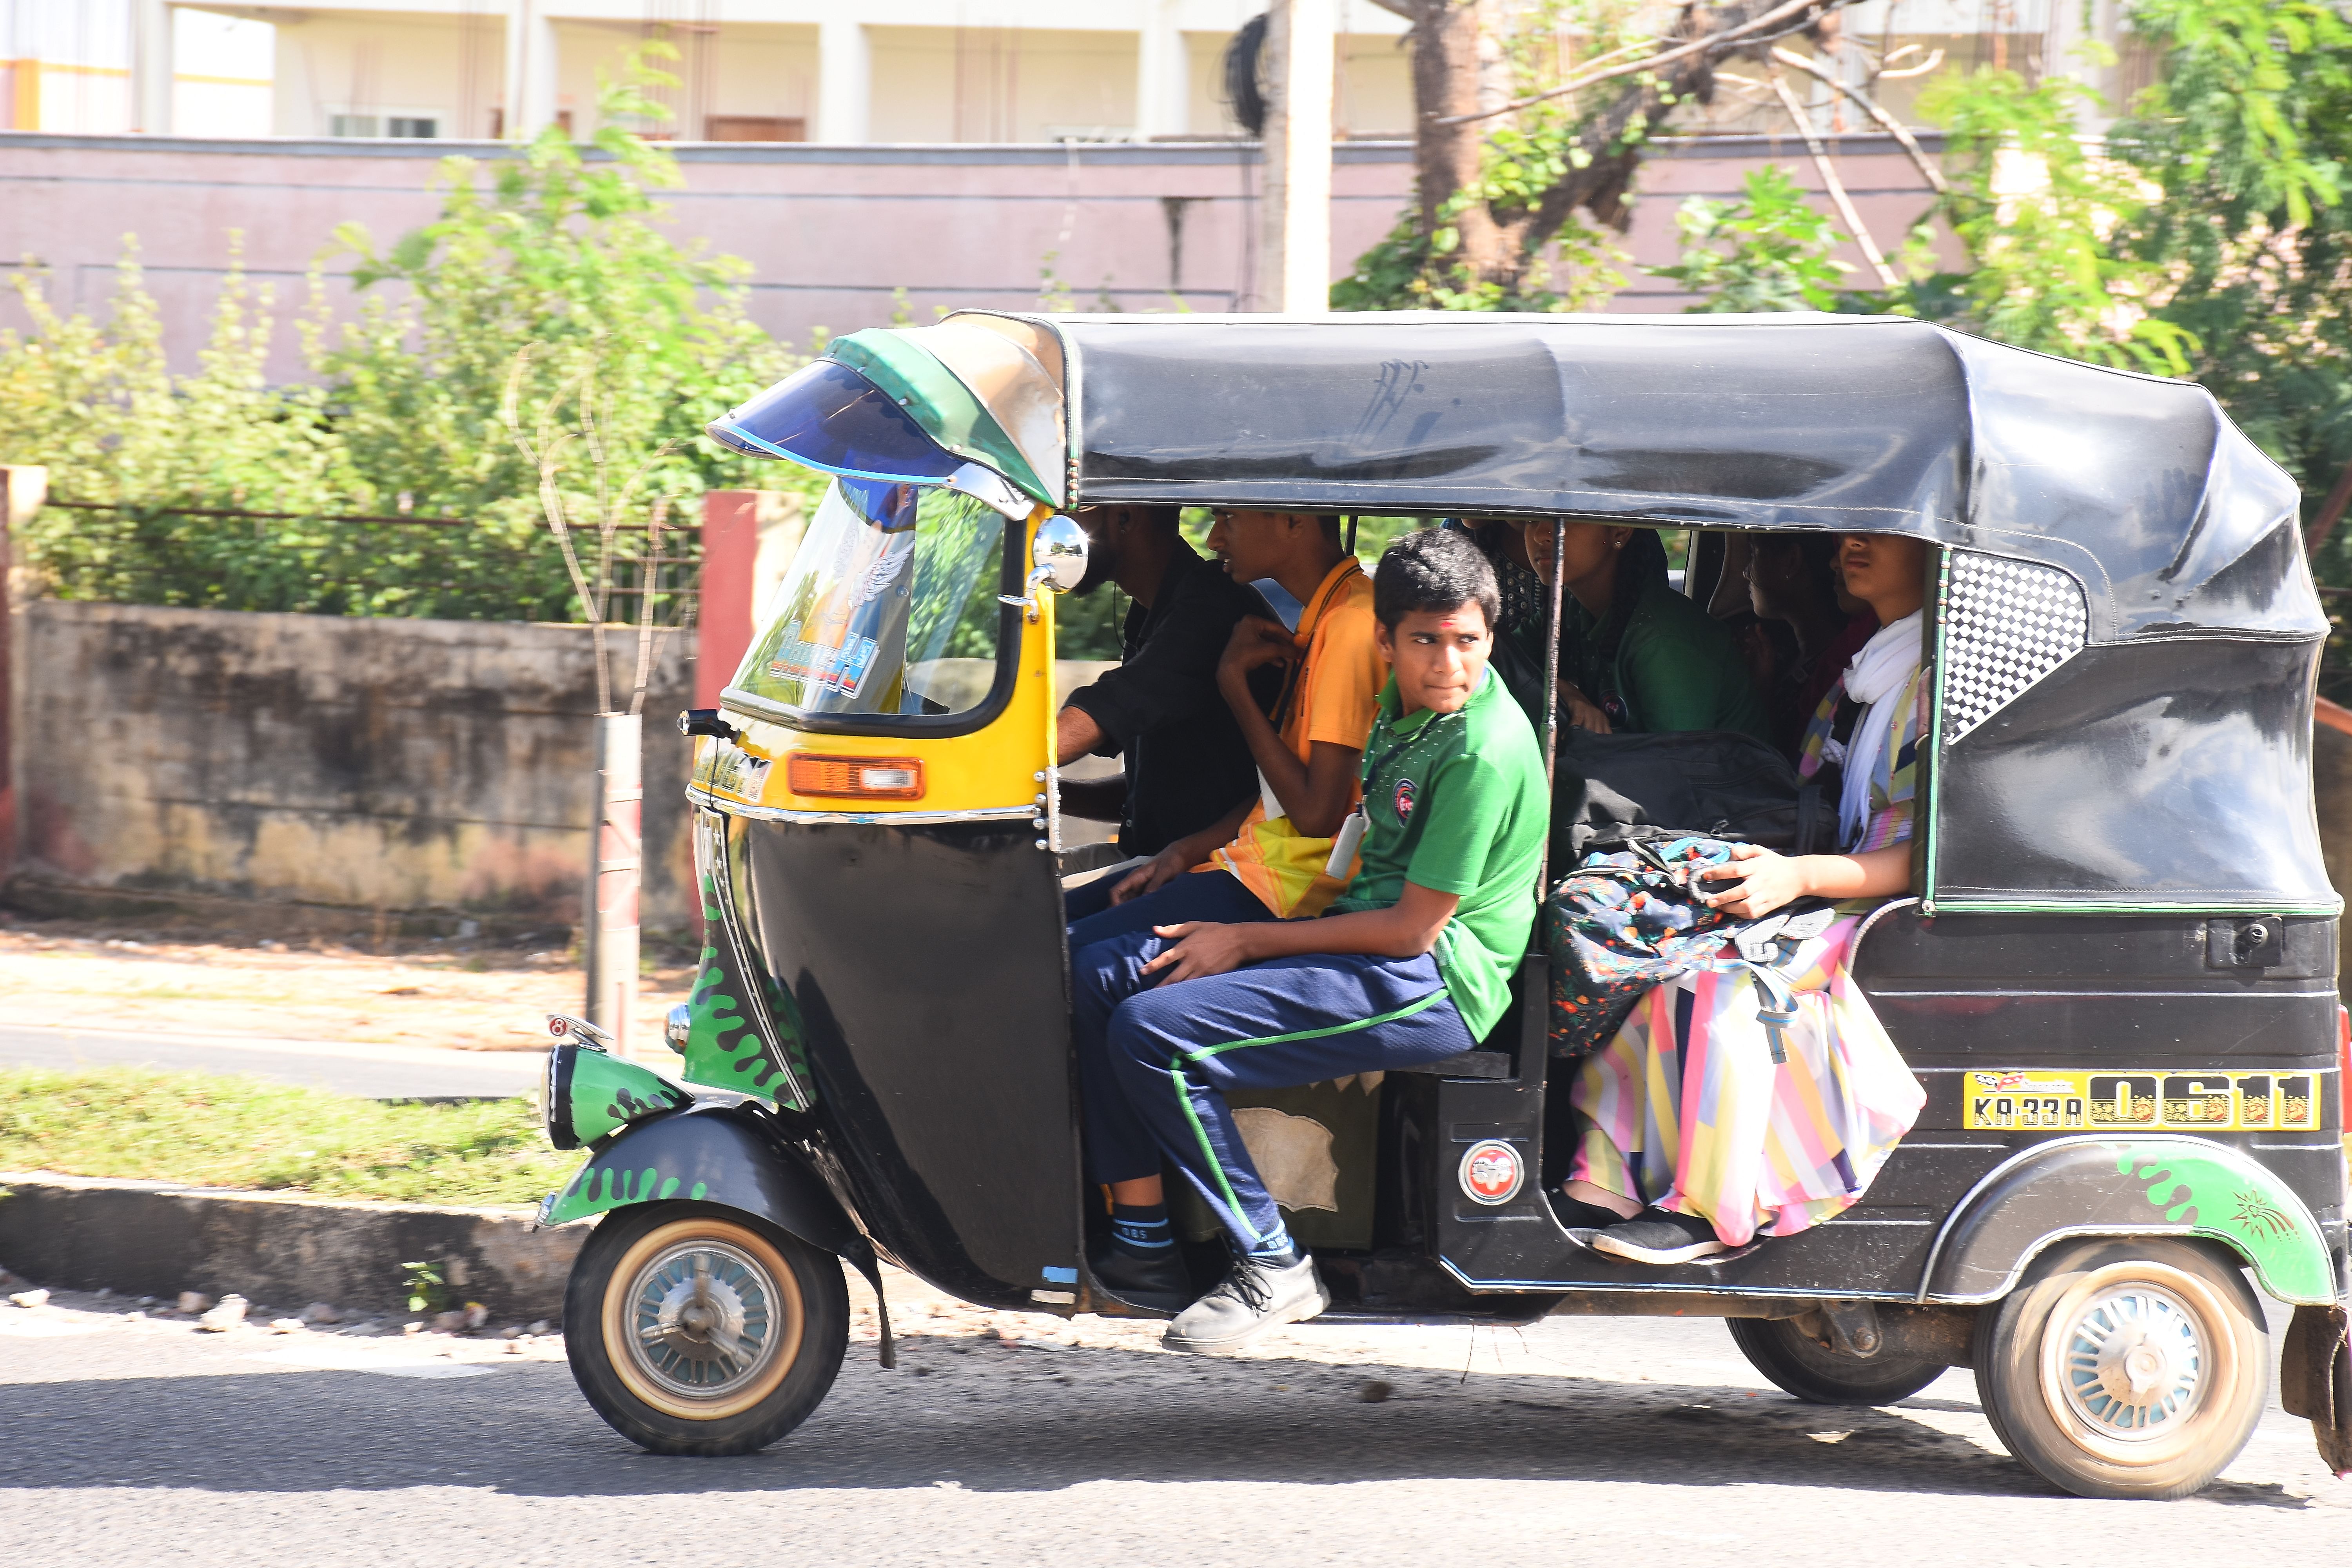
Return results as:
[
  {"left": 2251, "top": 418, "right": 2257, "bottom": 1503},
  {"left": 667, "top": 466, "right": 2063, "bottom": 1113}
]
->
[{"left": 1019, "top": 312, "right": 2321, "bottom": 644}]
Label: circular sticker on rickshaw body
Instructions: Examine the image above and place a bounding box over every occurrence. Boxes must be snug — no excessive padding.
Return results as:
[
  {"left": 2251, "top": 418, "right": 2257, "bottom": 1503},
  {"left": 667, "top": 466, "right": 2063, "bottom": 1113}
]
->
[{"left": 1458, "top": 1140, "right": 1524, "bottom": 1206}]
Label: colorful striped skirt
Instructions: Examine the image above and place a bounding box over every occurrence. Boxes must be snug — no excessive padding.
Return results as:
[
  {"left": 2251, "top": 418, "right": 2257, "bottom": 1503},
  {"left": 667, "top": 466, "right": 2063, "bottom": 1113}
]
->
[{"left": 1567, "top": 915, "right": 1924, "bottom": 1249}]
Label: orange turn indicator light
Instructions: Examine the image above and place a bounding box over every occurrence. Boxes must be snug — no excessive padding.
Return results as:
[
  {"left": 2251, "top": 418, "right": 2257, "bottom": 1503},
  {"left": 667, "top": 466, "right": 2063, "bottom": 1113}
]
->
[{"left": 787, "top": 755, "right": 926, "bottom": 801}]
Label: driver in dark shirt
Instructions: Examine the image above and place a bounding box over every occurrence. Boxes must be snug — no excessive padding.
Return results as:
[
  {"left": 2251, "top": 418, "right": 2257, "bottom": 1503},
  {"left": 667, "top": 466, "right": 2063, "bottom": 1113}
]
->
[{"left": 1057, "top": 505, "right": 1268, "bottom": 922}]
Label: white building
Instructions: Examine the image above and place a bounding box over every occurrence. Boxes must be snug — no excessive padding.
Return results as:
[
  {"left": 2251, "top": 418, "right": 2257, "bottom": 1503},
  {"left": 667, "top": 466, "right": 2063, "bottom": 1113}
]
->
[
  {"left": 2, "top": 2, "right": 1417, "bottom": 144},
  {"left": 1, "top": 0, "right": 2141, "bottom": 146}
]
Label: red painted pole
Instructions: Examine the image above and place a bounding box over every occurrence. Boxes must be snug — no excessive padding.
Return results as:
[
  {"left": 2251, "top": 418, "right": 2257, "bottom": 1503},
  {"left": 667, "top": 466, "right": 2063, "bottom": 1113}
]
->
[{"left": 697, "top": 490, "right": 764, "bottom": 710}]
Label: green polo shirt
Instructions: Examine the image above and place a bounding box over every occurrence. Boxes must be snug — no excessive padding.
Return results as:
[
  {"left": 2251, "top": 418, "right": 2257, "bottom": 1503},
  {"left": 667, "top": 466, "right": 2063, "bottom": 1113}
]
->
[{"left": 1327, "top": 665, "right": 1548, "bottom": 1040}]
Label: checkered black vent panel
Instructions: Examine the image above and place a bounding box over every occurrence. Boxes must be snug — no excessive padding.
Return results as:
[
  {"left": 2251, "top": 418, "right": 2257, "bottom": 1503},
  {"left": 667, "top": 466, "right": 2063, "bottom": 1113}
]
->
[{"left": 1940, "top": 551, "right": 2089, "bottom": 742}]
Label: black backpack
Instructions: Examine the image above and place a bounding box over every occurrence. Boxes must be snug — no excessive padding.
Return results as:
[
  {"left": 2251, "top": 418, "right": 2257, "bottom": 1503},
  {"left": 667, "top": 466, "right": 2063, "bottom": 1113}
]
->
[{"left": 1552, "top": 726, "right": 1836, "bottom": 859}]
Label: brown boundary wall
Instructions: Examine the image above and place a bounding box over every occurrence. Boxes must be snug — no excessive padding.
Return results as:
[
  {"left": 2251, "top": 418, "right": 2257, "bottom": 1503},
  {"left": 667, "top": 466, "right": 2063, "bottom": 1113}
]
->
[
  {"left": 0, "top": 130, "right": 1955, "bottom": 379},
  {"left": 4, "top": 600, "right": 696, "bottom": 937}
]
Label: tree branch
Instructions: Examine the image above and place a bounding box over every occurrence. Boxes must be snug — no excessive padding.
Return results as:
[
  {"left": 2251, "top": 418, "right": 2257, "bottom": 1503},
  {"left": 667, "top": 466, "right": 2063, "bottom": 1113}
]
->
[
  {"left": 1767, "top": 68, "right": 1901, "bottom": 288},
  {"left": 1770, "top": 45, "right": 1947, "bottom": 195},
  {"left": 1434, "top": 0, "right": 1847, "bottom": 125}
]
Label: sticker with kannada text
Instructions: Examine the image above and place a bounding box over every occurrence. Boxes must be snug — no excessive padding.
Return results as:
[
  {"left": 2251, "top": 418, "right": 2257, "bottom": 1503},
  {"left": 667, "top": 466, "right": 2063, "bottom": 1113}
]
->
[{"left": 1960, "top": 1068, "right": 2323, "bottom": 1133}]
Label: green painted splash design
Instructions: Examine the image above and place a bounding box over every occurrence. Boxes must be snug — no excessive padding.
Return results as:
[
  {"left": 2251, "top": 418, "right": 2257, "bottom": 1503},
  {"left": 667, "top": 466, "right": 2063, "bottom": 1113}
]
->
[
  {"left": 539, "top": 1156, "right": 719, "bottom": 1225},
  {"left": 543, "top": 1159, "right": 667, "bottom": 1226},
  {"left": 681, "top": 866, "right": 812, "bottom": 1111},
  {"left": 564, "top": 1048, "right": 691, "bottom": 1148},
  {"left": 2116, "top": 1144, "right": 2334, "bottom": 1304}
]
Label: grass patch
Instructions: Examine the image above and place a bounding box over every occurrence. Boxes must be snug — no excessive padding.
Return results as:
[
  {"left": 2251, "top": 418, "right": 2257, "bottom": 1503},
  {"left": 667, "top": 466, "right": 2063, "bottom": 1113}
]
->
[{"left": 0, "top": 1067, "right": 582, "bottom": 1207}]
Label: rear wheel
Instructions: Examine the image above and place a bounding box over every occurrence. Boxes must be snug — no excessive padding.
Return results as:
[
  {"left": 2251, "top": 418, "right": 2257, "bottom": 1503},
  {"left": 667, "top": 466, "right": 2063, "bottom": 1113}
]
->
[
  {"left": 565, "top": 1201, "right": 849, "bottom": 1456},
  {"left": 1728, "top": 1316, "right": 1946, "bottom": 1405},
  {"left": 1973, "top": 1238, "right": 2268, "bottom": 1501}
]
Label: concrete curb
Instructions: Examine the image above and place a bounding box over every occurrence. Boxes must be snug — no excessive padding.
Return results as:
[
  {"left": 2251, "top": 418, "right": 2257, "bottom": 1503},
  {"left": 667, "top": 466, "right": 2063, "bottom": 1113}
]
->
[{"left": 0, "top": 1171, "right": 586, "bottom": 1320}]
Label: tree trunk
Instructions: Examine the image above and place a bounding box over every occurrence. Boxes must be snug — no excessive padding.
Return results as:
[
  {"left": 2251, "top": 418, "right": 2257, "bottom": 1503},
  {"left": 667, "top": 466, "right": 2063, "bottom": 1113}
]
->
[
  {"left": 1392, "top": 0, "right": 1519, "bottom": 281},
  {"left": 1379, "top": 0, "right": 1822, "bottom": 299}
]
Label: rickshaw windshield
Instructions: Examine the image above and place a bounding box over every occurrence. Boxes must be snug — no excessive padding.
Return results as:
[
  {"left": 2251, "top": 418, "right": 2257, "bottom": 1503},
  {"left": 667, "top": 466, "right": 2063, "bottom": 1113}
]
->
[{"left": 726, "top": 477, "right": 1008, "bottom": 722}]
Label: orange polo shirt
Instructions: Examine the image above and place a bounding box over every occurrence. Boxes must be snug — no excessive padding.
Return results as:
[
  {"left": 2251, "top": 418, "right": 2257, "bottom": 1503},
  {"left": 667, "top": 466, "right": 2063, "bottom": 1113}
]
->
[{"left": 1210, "top": 557, "right": 1388, "bottom": 918}]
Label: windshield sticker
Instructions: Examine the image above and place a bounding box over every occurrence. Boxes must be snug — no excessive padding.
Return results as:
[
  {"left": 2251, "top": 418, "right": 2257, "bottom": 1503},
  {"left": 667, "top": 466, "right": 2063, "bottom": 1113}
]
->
[
  {"left": 854, "top": 532, "right": 916, "bottom": 605},
  {"left": 1962, "top": 1069, "right": 2321, "bottom": 1133},
  {"left": 769, "top": 630, "right": 880, "bottom": 697},
  {"left": 708, "top": 748, "right": 773, "bottom": 802}
]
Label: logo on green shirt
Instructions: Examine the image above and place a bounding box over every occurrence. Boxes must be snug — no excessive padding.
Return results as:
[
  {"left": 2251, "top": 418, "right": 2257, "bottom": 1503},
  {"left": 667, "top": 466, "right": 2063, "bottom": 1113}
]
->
[{"left": 1393, "top": 777, "right": 1417, "bottom": 822}]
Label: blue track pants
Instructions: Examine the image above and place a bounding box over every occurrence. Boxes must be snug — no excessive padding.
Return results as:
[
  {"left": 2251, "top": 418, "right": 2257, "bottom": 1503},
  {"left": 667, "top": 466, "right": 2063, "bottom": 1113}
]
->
[
  {"left": 1064, "top": 867, "right": 1274, "bottom": 947},
  {"left": 1073, "top": 923, "right": 1476, "bottom": 1254}
]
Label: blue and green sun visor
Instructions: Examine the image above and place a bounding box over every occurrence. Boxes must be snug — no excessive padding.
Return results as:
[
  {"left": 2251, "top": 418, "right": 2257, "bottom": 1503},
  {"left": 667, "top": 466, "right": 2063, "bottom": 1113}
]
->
[{"left": 706, "top": 328, "right": 1056, "bottom": 506}]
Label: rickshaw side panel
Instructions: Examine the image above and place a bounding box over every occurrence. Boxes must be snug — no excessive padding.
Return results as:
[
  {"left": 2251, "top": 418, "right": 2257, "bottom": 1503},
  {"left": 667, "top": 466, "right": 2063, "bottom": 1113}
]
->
[
  {"left": 1421, "top": 904, "right": 2343, "bottom": 1303},
  {"left": 739, "top": 815, "right": 1080, "bottom": 1311},
  {"left": 1931, "top": 639, "right": 2334, "bottom": 912}
]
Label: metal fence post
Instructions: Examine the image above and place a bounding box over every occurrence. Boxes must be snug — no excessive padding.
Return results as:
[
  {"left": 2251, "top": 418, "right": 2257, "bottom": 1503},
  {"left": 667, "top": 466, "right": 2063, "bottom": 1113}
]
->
[{"left": 584, "top": 711, "right": 642, "bottom": 1058}]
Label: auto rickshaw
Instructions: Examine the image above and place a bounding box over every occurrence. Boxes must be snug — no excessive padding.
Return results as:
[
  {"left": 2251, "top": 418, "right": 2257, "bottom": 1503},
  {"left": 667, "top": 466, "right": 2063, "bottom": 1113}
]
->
[{"left": 533, "top": 311, "right": 2352, "bottom": 1498}]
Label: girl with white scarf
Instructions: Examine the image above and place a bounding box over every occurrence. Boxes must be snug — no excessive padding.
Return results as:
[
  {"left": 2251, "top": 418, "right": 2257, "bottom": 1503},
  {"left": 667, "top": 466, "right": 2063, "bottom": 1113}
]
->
[
  {"left": 1552, "top": 532, "right": 1930, "bottom": 1265},
  {"left": 1690, "top": 532, "right": 1928, "bottom": 919}
]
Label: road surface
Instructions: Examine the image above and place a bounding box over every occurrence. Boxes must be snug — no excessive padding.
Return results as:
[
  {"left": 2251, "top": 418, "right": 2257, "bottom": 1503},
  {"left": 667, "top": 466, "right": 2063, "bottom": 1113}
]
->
[{"left": 0, "top": 1278, "right": 2342, "bottom": 1568}]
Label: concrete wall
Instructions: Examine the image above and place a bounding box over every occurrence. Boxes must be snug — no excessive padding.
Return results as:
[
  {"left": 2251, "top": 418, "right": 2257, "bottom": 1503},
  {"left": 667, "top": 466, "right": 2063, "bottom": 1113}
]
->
[
  {"left": 7, "top": 600, "right": 696, "bottom": 936},
  {"left": 0, "top": 130, "right": 1952, "bottom": 381}
]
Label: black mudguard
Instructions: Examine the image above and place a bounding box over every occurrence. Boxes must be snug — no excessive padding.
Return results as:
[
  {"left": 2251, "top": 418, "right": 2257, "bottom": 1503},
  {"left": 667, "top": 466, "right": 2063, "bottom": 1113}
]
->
[
  {"left": 1917, "top": 1134, "right": 2337, "bottom": 1307},
  {"left": 538, "top": 1102, "right": 867, "bottom": 1268}
]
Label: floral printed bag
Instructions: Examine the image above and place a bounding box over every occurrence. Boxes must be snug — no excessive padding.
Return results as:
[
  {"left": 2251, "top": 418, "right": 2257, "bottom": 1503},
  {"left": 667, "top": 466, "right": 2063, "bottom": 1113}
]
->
[{"left": 1546, "top": 834, "right": 1834, "bottom": 1063}]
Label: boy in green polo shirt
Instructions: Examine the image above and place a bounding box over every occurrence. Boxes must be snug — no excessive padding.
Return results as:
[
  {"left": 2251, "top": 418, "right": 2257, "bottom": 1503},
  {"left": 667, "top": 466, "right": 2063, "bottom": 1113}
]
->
[{"left": 1071, "top": 528, "right": 1548, "bottom": 1353}]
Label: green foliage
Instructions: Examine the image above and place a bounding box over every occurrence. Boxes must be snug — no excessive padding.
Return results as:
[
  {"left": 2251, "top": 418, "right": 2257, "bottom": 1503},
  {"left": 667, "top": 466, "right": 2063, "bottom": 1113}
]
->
[
  {"left": 1333, "top": 0, "right": 1642, "bottom": 313},
  {"left": 2103, "top": 0, "right": 2352, "bottom": 690},
  {"left": 1648, "top": 165, "right": 1855, "bottom": 312},
  {"left": 318, "top": 43, "right": 802, "bottom": 619},
  {"left": 2112, "top": 0, "right": 2352, "bottom": 543},
  {"left": 400, "top": 1259, "right": 451, "bottom": 1314},
  {"left": 1906, "top": 58, "right": 2194, "bottom": 375},
  {"left": 0, "top": 42, "right": 812, "bottom": 621},
  {"left": 0, "top": 1067, "right": 581, "bottom": 1207},
  {"left": 1332, "top": 198, "right": 1628, "bottom": 313}
]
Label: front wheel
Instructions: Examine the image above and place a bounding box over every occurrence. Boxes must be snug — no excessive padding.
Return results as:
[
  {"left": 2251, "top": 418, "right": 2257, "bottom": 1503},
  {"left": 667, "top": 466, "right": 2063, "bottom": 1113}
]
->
[
  {"left": 1727, "top": 1316, "right": 1946, "bottom": 1405},
  {"left": 1973, "top": 1238, "right": 2268, "bottom": 1501},
  {"left": 565, "top": 1201, "right": 849, "bottom": 1455}
]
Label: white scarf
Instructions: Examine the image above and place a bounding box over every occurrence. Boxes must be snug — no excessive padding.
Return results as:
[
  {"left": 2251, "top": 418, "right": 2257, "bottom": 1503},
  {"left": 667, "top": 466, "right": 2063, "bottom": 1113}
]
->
[{"left": 1837, "top": 609, "right": 1923, "bottom": 850}]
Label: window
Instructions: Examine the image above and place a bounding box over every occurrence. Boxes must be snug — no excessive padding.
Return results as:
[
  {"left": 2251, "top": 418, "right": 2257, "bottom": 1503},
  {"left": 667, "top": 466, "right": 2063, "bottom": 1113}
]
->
[
  {"left": 388, "top": 116, "right": 437, "bottom": 138},
  {"left": 328, "top": 113, "right": 379, "bottom": 137},
  {"left": 706, "top": 116, "right": 806, "bottom": 142},
  {"left": 728, "top": 477, "right": 1011, "bottom": 727}
]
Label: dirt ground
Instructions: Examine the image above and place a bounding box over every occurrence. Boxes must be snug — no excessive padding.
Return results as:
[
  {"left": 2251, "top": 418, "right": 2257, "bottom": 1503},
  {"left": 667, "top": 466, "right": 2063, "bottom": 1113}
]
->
[{"left": 0, "top": 915, "right": 693, "bottom": 1052}]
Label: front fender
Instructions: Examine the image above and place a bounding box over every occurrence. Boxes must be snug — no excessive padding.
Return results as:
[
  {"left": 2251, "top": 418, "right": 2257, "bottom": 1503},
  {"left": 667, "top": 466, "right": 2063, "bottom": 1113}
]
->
[
  {"left": 537, "top": 1102, "right": 868, "bottom": 1268},
  {"left": 1920, "top": 1134, "right": 2337, "bottom": 1307}
]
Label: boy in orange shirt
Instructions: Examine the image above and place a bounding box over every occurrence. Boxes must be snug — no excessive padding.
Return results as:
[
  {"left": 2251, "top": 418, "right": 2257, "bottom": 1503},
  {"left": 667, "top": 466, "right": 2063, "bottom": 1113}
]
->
[{"left": 1067, "top": 510, "right": 1388, "bottom": 949}]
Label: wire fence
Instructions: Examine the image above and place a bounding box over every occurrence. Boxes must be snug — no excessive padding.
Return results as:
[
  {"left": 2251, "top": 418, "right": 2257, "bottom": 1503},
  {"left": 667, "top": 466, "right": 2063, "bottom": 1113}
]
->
[{"left": 27, "top": 499, "right": 704, "bottom": 626}]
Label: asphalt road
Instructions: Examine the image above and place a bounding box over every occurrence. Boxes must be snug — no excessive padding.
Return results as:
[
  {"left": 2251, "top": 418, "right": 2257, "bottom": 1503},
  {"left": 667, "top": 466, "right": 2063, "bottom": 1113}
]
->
[
  {"left": 0, "top": 1023, "right": 543, "bottom": 1101},
  {"left": 0, "top": 1284, "right": 2343, "bottom": 1568}
]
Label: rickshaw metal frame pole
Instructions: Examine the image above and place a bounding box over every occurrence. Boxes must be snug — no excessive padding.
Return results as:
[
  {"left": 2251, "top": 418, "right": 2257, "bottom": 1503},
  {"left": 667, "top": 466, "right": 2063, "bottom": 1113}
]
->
[{"left": 1537, "top": 517, "right": 1567, "bottom": 903}]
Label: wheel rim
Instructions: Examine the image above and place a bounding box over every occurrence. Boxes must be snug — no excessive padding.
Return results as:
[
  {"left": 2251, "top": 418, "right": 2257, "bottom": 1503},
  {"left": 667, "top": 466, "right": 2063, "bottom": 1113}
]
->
[
  {"left": 602, "top": 1218, "right": 806, "bottom": 1422},
  {"left": 2054, "top": 1284, "right": 2206, "bottom": 1438},
  {"left": 2034, "top": 1259, "right": 2237, "bottom": 1468}
]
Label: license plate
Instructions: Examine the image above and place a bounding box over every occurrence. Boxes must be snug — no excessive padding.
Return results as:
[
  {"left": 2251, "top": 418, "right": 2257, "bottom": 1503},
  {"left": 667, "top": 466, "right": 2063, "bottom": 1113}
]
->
[{"left": 1962, "top": 1069, "right": 2324, "bottom": 1133}]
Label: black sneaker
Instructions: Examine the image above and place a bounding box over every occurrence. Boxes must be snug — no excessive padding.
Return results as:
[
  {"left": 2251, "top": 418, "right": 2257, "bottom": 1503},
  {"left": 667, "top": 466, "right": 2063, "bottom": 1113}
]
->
[
  {"left": 1087, "top": 1242, "right": 1195, "bottom": 1313},
  {"left": 1547, "top": 1187, "right": 1635, "bottom": 1232},
  {"left": 1161, "top": 1252, "right": 1330, "bottom": 1355},
  {"left": 1589, "top": 1207, "right": 1727, "bottom": 1265}
]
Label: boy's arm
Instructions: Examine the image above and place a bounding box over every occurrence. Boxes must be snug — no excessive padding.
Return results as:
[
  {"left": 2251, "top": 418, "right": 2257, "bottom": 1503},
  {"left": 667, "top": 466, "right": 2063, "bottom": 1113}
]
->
[
  {"left": 1216, "top": 618, "right": 1361, "bottom": 836},
  {"left": 1140, "top": 882, "right": 1459, "bottom": 984}
]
